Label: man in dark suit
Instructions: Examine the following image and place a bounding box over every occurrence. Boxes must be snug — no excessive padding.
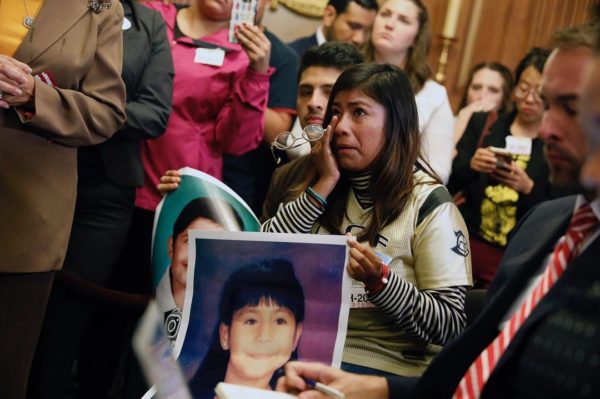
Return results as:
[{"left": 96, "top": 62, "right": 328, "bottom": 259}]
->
[
  {"left": 276, "top": 21, "right": 600, "bottom": 399},
  {"left": 288, "top": 0, "right": 378, "bottom": 59}
]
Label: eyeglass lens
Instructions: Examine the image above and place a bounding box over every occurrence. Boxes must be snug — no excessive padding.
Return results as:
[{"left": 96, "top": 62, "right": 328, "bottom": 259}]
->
[
  {"left": 272, "top": 124, "right": 324, "bottom": 150},
  {"left": 515, "top": 85, "right": 541, "bottom": 101},
  {"left": 302, "top": 124, "right": 324, "bottom": 141}
]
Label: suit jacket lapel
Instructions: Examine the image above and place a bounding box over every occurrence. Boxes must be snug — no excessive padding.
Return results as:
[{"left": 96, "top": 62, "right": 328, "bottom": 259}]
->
[
  {"left": 486, "top": 235, "right": 600, "bottom": 399},
  {"left": 14, "top": 0, "right": 90, "bottom": 65},
  {"left": 491, "top": 204, "right": 598, "bottom": 373}
]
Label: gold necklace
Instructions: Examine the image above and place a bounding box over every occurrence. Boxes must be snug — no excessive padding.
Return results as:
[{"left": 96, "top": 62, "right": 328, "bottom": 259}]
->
[{"left": 22, "top": 0, "right": 35, "bottom": 29}]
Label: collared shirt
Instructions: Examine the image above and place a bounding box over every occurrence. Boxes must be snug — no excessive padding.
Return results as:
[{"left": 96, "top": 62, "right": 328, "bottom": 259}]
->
[
  {"left": 156, "top": 267, "right": 183, "bottom": 342},
  {"left": 315, "top": 25, "right": 327, "bottom": 45},
  {"left": 0, "top": 0, "right": 45, "bottom": 56}
]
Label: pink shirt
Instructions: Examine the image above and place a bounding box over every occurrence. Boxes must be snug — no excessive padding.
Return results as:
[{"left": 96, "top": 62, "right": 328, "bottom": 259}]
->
[{"left": 136, "top": 3, "right": 271, "bottom": 211}]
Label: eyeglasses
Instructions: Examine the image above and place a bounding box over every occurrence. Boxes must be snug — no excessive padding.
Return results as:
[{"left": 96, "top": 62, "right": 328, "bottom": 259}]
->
[
  {"left": 270, "top": 124, "right": 325, "bottom": 164},
  {"left": 272, "top": 124, "right": 325, "bottom": 150},
  {"left": 514, "top": 84, "right": 542, "bottom": 102}
]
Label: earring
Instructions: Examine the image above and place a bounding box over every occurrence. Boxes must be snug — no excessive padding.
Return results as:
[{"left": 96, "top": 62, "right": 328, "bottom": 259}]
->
[{"left": 222, "top": 339, "right": 229, "bottom": 350}]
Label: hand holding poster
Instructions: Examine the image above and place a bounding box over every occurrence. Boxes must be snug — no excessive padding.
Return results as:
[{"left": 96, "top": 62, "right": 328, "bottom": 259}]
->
[{"left": 152, "top": 167, "right": 260, "bottom": 343}]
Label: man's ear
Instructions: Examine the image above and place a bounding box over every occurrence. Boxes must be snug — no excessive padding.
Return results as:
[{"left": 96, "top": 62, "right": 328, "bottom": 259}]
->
[
  {"left": 322, "top": 5, "right": 338, "bottom": 29},
  {"left": 292, "top": 322, "right": 303, "bottom": 350},
  {"left": 219, "top": 323, "right": 230, "bottom": 350},
  {"left": 167, "top": 236, "right": 174, "bottom": 260}
]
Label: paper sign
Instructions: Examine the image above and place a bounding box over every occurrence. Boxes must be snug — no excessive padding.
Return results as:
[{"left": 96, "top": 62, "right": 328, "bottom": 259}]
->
[{"left": 506, "top": 136, "right": 532, "bottom": 156}]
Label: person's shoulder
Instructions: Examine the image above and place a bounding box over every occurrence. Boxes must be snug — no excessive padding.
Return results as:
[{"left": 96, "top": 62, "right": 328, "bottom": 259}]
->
[
  {"left": 288, "top": 34, "right": 316, "bottom": 53},
  {"left": 274, "top": 155, "right": 312, "bottom": 180},
  {"left": 288, "top": 34, "right": 314, "bottom": 46},
  {"left": 139, "top": 1, "right": 174, "bottom": 17},
  {"left": 266, "top": 30, "right": 299, "bottom": 67},
  {"left": 421, "top": 79, "right": 447, "bottom": 95},
  {"left": 524, "top": 195, "right": 578, "bottom": 219},
  {"left": 129, "top": 1, "right": 168, "bottom": 32},
  {"left": 508, "top": 195, "right": 577, "bottom": 242},
  {"left": 414, "top": 79, "right": 449, "bottom": 106},
  {"left": 410, "top": 171, "right": 454, "bottom": 226},
  {"left": 412, "top": 170, "right": 450, "bottom": 203},
  {"left": 103, "top": 0, "right": 125, "bottom": 20},
  {"left": 132, "top": 0, "right": 162, "bottom": 19},
  {"left": 264, "top": 30, "right": 284, "bottom": 47}
]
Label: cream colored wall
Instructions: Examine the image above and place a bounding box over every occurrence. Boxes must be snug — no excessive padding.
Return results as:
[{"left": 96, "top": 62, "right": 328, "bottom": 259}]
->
[{"left": 262, "top": 7, "right": 322, "bottom": 43}]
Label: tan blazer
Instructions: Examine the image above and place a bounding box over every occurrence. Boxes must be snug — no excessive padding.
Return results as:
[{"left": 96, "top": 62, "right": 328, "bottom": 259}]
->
[{"left": 0, "top": 0, "right": 126, "bottom": 273}]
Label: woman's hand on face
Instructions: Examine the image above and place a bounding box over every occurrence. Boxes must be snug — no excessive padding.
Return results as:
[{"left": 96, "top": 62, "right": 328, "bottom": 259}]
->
[
  {"left": 157, "top": 170, "right": 181, "bottom": 195},
  {"left": 311, "top": 116, "right": 341, "bottom": 198},
  {"left": 346, "top": 239, "right": 382, "bottom": 287},
  {"left": 463, "top": 98, "right": 498, "bottom": 116},
  {"left": 490, "top": 161, "right": 534, "bottom": 194},
  {"left": 470, "top": 147, "right": 497, "bottom": 174},
  {"left": 235, "top": 23, "right": 271, "bottom": 74},
  {"left": 0, "top": 55, "right": 33, "bottom": 109}
]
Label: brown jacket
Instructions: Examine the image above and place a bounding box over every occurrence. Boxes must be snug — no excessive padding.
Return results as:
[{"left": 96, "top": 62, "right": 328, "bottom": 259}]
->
[
  {"left": 0, "top": 0, "right": 126, "bottom": 273},
  {"left": 260, "top": 155, "right": 314, "bottom": 222}
]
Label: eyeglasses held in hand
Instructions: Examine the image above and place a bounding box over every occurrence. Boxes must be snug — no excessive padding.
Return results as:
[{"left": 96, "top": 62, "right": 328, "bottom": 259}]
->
[
  {"left": 270, "top": 124, "right": 325, "bottom": 164},
  {"left": 272, "top": 124, "right": 325, "bottom": 150}
]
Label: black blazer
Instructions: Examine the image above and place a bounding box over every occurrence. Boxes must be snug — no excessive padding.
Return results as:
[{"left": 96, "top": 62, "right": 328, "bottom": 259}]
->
[
  {"left": 82, "top": 1, "right": 174, "bottom": 187},
  {"left": 388, "top": 195, "right": 600, "bottom": 398},
  {"left": 288, "top": 33, "right": 318, "bottom": 59}
]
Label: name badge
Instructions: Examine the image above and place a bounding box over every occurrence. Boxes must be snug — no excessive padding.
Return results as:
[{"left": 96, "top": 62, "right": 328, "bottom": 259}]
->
[
  {"left": 194, "top": 47, "right": 225, "bottom": 67},
  {"left": 506, "top": 136, "right": 532, "bottom": 156}
]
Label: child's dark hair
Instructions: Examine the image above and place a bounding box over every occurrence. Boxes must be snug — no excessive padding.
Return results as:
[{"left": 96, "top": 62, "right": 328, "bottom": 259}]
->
[
  {"left": 219, "top": 259, "right": 305, "bottom": 325},
  {"left": 172, "top": 197, "right": 244, "bottom": 241}
]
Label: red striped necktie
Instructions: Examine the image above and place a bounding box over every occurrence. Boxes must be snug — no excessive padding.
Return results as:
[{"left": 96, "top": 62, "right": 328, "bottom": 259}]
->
[{"left": 453, "top": 202, "right": 599, "bottom": 399}]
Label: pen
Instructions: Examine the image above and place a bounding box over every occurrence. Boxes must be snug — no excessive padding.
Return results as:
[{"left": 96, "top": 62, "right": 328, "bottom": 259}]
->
[{"left": 304, "top": 378, "right": 346, "bottom": 399}]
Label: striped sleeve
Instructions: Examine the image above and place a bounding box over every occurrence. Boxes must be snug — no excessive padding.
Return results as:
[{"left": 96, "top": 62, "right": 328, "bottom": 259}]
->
[
  {"left": 260, "top": 192, "right": 324, "bottom": 233},
  {"left": 369, "top": 272, "right": 467, "bottom": 345}
]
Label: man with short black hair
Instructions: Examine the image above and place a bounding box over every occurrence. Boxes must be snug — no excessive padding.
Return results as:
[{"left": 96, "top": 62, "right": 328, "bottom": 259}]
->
[
  {"left": 288, "top": 0, "right": 378, "bottom": 58},
  {"left": 262, "top": 42, "right": 364, "bottom": 218}
]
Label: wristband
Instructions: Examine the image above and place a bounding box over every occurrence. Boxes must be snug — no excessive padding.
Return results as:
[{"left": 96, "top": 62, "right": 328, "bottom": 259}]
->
[
  {"left": 306, "top": 186, "right": 327, "bottom": 208},
  {"left": 366, "top": 262, "right": 390, "bottom": 296}
]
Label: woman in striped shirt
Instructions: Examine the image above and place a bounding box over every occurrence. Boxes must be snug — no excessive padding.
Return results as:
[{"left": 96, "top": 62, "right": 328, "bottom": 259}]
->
[{"left": 261, "top": 62, "right": 472, "bottom": 377}]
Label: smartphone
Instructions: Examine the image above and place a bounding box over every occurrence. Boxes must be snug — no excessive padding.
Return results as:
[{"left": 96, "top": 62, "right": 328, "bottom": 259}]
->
[
  {"left": 488, "top": 146, "right": 514, "bottom": 169},
  {"left": 228, "top": 0, "right": 258, "bottom": 43}
]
